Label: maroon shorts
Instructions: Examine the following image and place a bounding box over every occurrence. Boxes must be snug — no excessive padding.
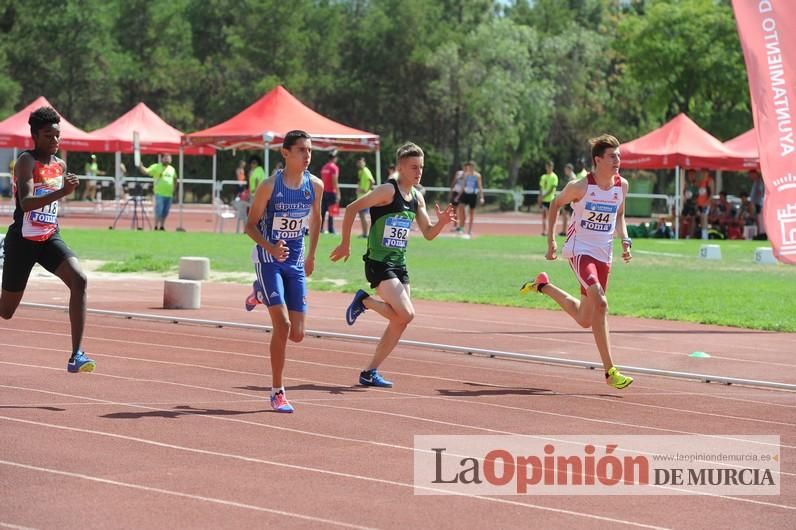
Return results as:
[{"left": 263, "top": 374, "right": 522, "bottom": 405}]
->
[{"left": 568, "top": 254, "right": 610, "bottom": 296}]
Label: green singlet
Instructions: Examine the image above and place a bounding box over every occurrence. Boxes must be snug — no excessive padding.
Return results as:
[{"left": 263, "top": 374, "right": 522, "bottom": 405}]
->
[{"left": 365, "top": 179, "right": 418, "bottom": 266}]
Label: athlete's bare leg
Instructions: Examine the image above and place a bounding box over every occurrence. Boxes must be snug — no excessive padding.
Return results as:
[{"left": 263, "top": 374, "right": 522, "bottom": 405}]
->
[
  {"left": 540, "top": 282, "right": 614, "bottom": 371},
  {"left": 539, "top": 283, "right": 595, "bottom": 328},
  {"left": 0, "top": 289, "right": 24, "bottom": 320},
  {"left": 364, "top": 279, "right": 413, "bottom": 370},
  {"left": 266, "top": 305, "right": 291, "bottom": 388},
  {"left": 53, "top": 257, "right": 87, "bottom": 357}
]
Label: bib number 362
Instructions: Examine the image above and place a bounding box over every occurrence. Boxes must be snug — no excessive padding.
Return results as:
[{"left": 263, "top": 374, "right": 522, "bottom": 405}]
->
[{"left": 382, "top": 216, "right": 411, "bottom": 248}]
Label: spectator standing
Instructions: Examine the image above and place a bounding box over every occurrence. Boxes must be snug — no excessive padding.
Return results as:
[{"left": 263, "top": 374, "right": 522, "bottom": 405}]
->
[
  {"left": 320, "top": 152, "right": 340, "bottom": 234},
  {"left": 558, "top": 163, "right": 577, "bottom": 236},
  {"left": 749, "top": 169, "right": 765, "bottom": 237},
  {"left": 537, "top": 161, "right": 558, "bottom": 237},
  {"left": 248, "top": 156, "right": 266, "bottom": 195},
  {"left": 356, "top": 157, "right": 376, "bottom": 237},
  {"left": 138, "top": 153, "right": 177, "bottom": 231}
]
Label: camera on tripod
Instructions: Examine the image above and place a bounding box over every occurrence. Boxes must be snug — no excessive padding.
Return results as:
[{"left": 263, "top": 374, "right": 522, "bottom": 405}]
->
[
  {"left": 123, "top": 180, "right": 147, "bottom": 199},
  {"left": 111, "top": 180, "right": 152, "bottom": 231}
]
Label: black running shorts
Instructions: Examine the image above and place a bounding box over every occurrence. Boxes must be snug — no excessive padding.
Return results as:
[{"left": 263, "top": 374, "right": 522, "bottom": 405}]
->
[
  {"left": 1, "top": 230, "right": 75, "bottom": 292},
  {"left": 363, "top": 258, "right": 409, "bottom": 289}
]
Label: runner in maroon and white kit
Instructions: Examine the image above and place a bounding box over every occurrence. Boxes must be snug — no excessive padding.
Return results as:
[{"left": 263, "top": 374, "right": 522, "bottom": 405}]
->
[{"left": 521, "top": 134, "right": 634, "bottom": 389}]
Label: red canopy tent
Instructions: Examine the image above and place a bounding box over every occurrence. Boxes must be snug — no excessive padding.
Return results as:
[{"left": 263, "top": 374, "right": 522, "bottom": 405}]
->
[
  {"left": 185, "top": 86, "right": 381, "bottom": 192},
  {"left": 88, "top": 103, "right": 215, "bottom": 227},
  {"left": 0, "top": 96, "right": 105, "bottom": 152},
  {"left": 723, "top": 129, "right": 759, "bottom": 169},
  {"left": 620, "top": 113, "right": 745, "bottom": 170},
  {"left": 88, "top": 102, "right": 212, "bottom": 156},
  {"left": 620, "top": 113, "right": 751, "bottom": 238},
  {"left": 185, "top": 85, "right": 379, "bottom": 152}
]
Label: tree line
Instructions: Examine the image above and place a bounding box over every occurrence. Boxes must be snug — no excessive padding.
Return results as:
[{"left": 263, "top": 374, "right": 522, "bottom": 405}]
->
[{"left": 0, "top": 0, "right": 751, "bottom": 191}]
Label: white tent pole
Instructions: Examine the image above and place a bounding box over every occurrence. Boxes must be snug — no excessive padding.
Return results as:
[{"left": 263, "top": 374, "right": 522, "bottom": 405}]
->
[
  {"left": 675, "top": 166, "right": 681, "bottom": 239},
  {"left": 375, "top": 149, "right": 382, "bottom": 185},
  {"left": 265, "top": 146, "right": 270, "bottom": 176},
  {"left": 114, "top": 151, "right": 122, "bottom": 216},
  {"left": 212, "top": 152, "right": 218, "bottom": 200},
  {"left": 177, "top": 147, "right": 185, "bottom": 232}
]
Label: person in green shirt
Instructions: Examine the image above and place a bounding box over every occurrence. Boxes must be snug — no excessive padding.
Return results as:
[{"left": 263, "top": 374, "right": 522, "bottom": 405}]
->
[
  {"left": 355, "top": 156, "right": 375, "bottom": 237},
  {"left": 329, "top": 142, "right": 457, "bottom": 388},
  {"left": 138, "top": 153, "right": 177, "bottom": 231},
  {"left": 248, "top": 155, "right": 266, "bottom": 195},
  {"left": 537, "top": 160, "right": 559, "bottom": 237},
  {"left": 575, "top": 158, "right": 588, "bottom": 180},
  {"left": 83, "top": 154, "right": 104, "bottom": 201}
]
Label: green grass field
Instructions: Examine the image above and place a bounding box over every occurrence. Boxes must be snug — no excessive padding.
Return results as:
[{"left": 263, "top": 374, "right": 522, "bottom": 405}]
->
[{"left": 59, "top": 228, "right": 796, "bottom": 332}]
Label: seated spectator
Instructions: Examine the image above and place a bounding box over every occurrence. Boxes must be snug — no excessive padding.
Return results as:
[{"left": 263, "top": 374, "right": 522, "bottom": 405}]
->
[
  {"left": 733, "top": 192, "right": 757, "bottom": 239},
  {"left": 707, "top": 191, "right": 733, "bottom": 237}
]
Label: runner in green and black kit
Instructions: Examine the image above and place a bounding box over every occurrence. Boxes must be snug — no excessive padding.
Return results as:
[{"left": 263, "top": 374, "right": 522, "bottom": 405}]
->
[
  {"left": 330, "top": 142, "right": 456, "bottom": 388},
  {"left": 362, "top": 179, "right": 417, "bottom": 288}
]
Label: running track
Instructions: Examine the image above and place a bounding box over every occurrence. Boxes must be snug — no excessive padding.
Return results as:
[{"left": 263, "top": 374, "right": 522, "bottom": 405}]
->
[{"left": 1, "top": 276, "right": 794, "bottom": 529}]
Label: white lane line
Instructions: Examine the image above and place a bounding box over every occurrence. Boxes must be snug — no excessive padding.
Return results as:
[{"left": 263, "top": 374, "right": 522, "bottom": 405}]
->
[
  {"left": 3, "top": 340, "right": 793, "bottom": 429},
  {"left": 0, "top": 460, "right": 374, "bottom": 530},
  {"left": 0, "top": 424, "right": 670, "bottom": 529},
  {"left": 9, "top": 317, "right": 796, "bottom": 409},
  {"left": 16, "top": 308, "right": 796, "bottom": 368}
]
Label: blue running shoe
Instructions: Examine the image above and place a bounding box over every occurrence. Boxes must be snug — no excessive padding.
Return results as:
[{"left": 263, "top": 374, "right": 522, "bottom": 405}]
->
[
  {"left": 346, "top": 289, "right": 369, "bottom": 325},
  {"left": 245, "top": 280, "right": 264, "bottom": 312},
  {"left": 67, "top": 351, "right": 96, "bottom": 373},
  {"left": 359, "top": 369, "right": 393, "bottom": 388}
]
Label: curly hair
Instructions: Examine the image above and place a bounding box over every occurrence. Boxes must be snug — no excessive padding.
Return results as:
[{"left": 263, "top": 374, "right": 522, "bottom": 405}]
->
[{"left": 28, "top": 106, "right": 60, "bottom": 135}]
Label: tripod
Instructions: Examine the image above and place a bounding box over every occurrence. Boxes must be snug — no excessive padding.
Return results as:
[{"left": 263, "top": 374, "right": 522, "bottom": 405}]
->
[{"left": 110, "top": 194, "right": 152, "bottom": 231}]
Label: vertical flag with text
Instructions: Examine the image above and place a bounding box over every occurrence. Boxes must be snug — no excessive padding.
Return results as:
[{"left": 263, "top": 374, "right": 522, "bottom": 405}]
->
[{"left": 732, "top": 0, "right": 796, "bottom": 264}]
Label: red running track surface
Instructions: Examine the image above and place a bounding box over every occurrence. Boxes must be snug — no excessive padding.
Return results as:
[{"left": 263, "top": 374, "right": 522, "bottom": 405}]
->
[{"left": 1, "top": 277, "right": 794, "bottom": 529}]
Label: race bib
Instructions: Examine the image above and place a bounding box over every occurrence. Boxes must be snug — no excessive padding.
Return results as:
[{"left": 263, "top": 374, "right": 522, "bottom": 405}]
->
[
  {"left": 271, "top": 213, "right": 307, "bottom": 240},
  {"left": 382, "top": 216, "right": 411, "bottom": 249},
  {"left": 30, "top": 186, "right": 58, "bottom": 226},
  {"left": 580, "top": 202, "right": 616, "bottom": 233}
]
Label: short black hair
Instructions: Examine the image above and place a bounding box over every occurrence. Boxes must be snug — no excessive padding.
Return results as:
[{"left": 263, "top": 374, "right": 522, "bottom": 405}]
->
[
  {"left": 29, "top": 106, "right": 60, "bottom": 135},
  {"left": 283, "top": 130, "right": 311, "bottom": 150},
  {"left": 248, "top": 155, "right": 262, "bottom": 166}
]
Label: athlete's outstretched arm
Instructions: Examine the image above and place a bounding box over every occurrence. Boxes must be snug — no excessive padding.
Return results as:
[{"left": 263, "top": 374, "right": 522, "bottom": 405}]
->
[
  {"left": 16, "top": 154, "right": 77, "bottom": 212},
  {"left": 415, "top": 193, "right": 457, "bottom": 240},
  {"left": 329, "top": 183, "right": 394, "bottom": 262},
  {"left": 546, "top": 178, "right": 587, "bottom": 260}
]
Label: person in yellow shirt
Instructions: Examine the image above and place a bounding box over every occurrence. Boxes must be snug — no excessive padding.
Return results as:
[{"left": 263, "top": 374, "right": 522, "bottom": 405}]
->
[
  {"left": 248, "top": 155, "right": 266, "bottom": 194},
  {"left": 83, "top": 154, "right": 104, "bottom": 201},
  {"left": 138, "top": 154, "right": 177, "bottom": 231},
  {"left": 537, "top": 160, "right": 558, "bottom": 237}
]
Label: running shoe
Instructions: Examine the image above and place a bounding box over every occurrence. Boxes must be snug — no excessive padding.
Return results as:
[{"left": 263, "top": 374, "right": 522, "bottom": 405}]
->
[
  {"left": 345, "top": 289, "right": 369, "bottom": 325},
  {"left": 520, "top": 272, "right": 550, "bottom": 294},
  {"left": 270, "top": 391, "right": 294, "bottom": 413},
  {"left": 244, "top": 280, "right": 264, "bottom": 311},
  {"left": 606, "top": 366, "right": 633, "bottom": 390},
  {"left": 67, "top": 351, "right": 96, "bottom": 373},
  {"left": 359, "top": 369, "right": 393, "bottom": 388}
]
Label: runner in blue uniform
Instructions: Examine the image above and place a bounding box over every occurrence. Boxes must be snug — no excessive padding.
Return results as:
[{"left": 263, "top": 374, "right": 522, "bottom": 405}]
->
[{"left": 244, "top": 130, "right": 323, "bottom": 412}]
